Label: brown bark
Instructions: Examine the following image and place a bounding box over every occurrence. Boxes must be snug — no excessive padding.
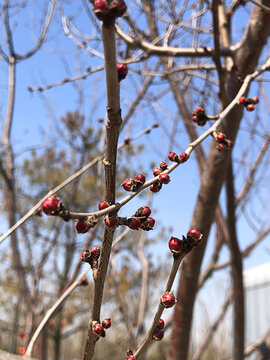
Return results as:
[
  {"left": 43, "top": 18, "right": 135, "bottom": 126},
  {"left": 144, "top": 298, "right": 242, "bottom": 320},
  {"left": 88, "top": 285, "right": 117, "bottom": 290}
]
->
[
  {"left": 226, "top": 161, "right": 244, "bottom": 360},
  {"left": 168, "top": 3, "right": 270, "bottom": 359}
]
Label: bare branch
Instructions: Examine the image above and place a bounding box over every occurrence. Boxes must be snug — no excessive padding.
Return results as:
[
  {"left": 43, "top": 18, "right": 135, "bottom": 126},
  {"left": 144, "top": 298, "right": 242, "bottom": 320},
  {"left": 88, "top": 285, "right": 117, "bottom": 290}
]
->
[
  {"left": 25, "top": 266, "right": 90, "bottom": 357},
  {"left": 15, "top": 0, "right": 56, "bottom": 61}
]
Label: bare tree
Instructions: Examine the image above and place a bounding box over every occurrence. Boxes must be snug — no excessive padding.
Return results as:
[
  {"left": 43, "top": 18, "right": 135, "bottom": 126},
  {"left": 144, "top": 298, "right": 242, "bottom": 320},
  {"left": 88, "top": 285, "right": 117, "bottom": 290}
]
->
[{"left": 0, "top": 1, "right": 270, "bottom": 360}]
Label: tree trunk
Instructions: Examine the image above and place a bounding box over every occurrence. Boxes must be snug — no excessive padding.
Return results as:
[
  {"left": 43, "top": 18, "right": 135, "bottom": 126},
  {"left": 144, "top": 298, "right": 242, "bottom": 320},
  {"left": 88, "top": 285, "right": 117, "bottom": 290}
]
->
[{"left": 168, "top": 3, "right": 270, "bottom": 359}]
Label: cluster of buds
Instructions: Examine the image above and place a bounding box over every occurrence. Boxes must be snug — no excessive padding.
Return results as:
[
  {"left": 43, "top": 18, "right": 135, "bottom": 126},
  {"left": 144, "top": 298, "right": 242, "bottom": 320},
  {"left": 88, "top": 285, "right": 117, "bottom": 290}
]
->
[
  {"left": 92, "top": 319, "right": 111, "bottom": 337},
  {"left": 160, "top": 292, "right": 176, "bottom": 308},
  {"left": 238, "top": 96, "right": 259, "bottom": 111},
  {"left": 168, "top": 151, "right": 189, "bottom": 164},
  {"left": 92, "top": 0, "right": 127, "bottom": 24},
  {"left": 212, "top": 131, "right": 234, "bottom": 152},
  {"left": 117, "top": 63, "right": 128, "bottom": 81},
  {"left": 168, "top": 228, "right": 203, "bottom": 257},
  {"left": 81, "top": 245, "right": 101, "bottom": 269},
  {"left": 150, "top": 161, "right": 170, "bottom": 193},
  {"left": 152, "top": 318, "right": 165, "bottom": 341},
  {"left": 118, "top": 205, "right": 155, "bottom": 231},
  {"left": 99, "top": 201, "right": 120, "bottom": 228},
  {"left": 192, "top": 106, "right": 208, "bottom": 126},
  {"left": 121, "top": 174, "right": 146, "bottom": 192}
]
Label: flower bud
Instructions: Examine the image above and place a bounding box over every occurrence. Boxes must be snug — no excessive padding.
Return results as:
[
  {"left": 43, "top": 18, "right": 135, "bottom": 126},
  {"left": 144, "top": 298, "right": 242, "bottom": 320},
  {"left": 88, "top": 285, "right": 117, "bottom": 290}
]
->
[
  {"left": 168, "top": 236, "right": 183, "bottom": 254},
  {"left": 140, "top": 217, "right": 155, "bottom": 231},
  {"left": 179, "top": 152, "right": 189, "bottom": 163},
  {"left": 99, "top": 201, "right": 110, "bottom": 210},
  {"left": 150, "top": 181, "right": 162, "bottom": 193},
  {"left": 92, "top": 323, "right": 104, "bottom": 336},
  {"left": 81, "top": 250, "right": 92, "bottom": 263},
  {"left": 216, "top": 132, "right": 226, "bottom": 143},
  {"left": 117, "top": 63, "right": 128, "bottom": 81},
  {"left": 168, "top": 152, "right": 178, "bottom": 162},
  {"left": 157, "top": 318, "right": 165, "bottom": 330},
  {"left": 127, "top": 217, "right": 141, "bottom": 230},
  {"left": 159, "top": 173, "right": 170, "bottom": 184},
  {"left": 75, "top": 218, "right": 91, "bottom": 234},
  {"left": 122, "top": 178, "right": 135, "bottom": 191},
  {"left": 152, "top": 329, "right": 164, "bottom": 341},
  {"left": 153, "top": 168, "right": 162, "bottom": 176},
  {"left": 135, "top": 174, "right": 146, "bottom": 185},
  {"left": 159, "top": 161, "right": 168, "bottom": 170},
  {"left": 90, "top": 246, "right": 100, "bottom": 259},
  {"left": 187, "top": 228, "right": 203, "bottom": 245},
  {"left": 102, "top": 318, "right": 111, "bottom": 329},
  {"left": 216, "top": 144, "right": 225, "bottom": 152},
  {"left": 135, "top": 205, "right": 151, "bottom": 218},
  {"left": 42, "top": 196, "right": 61, "bottom": 215},
  {"left": 161, "top": 292, "right": 176, "bottom": 308}
]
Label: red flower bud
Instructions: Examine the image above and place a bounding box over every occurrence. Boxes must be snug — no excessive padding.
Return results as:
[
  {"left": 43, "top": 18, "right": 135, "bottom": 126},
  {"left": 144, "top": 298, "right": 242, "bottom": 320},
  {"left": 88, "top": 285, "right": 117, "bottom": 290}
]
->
[
  {"left": 216, "top": 144, "right": 225, "bottom": 152},
  {"left": 42, "top": 196, "right": 61, "bottom": 215},
  {"left": 111, "top": 0, "right": 127, "bottom": 17},
  {"left": 90, "top": 246, "right": 100, "bottom": 259},
  {"left": 152, "top": 328, "right": 164, "bottom": 341},
  {"left": 99, "top": 201, "right": 110, "bottom": 210},
  {"left": 150, "top": 181, "right": 162, "bottom": 193},
  {"left": 168, "top": 236, "right": 183, "bottom": 254},
  {"left": 81, "top": 250, "right": 92, "bottom": 263},
  {"left": 195, "top": 106, "right": 204, "bottom": 114},
  {"left": 159, "top": 173, "right": 170, "bottom": 184},
  {"left": 102, "top": 318, "right": 111, "bottom": 329},
  {"left": 122, "top": 178, "right": 135, "bottom": 191},
  {"left": 75, "top": 218, "right": 91, "bottom": 234},
  {"left": 127, "top": 217, "right": 142, "bottom": 230},
  {"left": 126, "top": 357, "right": 135, "bottom": 360},
  {"left": 179, "top": 152, "right": 189, "bottom": 163},
  {"left": 251, "top": 96, "right": 259, "bottom": 104},
  {"left": 187, "top": 228, "right": 203, "bottom": 246},
  {"left": 117, "top": 63, "right": 128, "bottom": 75},
  {"left": 238, "top": 96, "right": 246, "bottom": 105},
  {"left": 246, "top": 104, "right": 255, "bottom": 111},
  {"left": 140, "top": 217, "right": 155, "bottom": 231},
  {"left": 168, "top": 152, "right": 178, "bottom": 162},
  {"left": 93, "top": 0, "right": 109, "bottom": 20},
  {"left": 92, "top": 323, "right": 104, "bottom": 336},
  {"left": 157, "top": 318, "right": 165, "bottom": 330},
  {"left": 192, "top": 115, "right": 198, "bottom": 123},
  {"left": 161, "top": 292, "right": 176, "bottom": 308},
  {"left": 135, "top": 205, "right": 151, "bottom": 217},
  {"left": 153, "top": 168, "right": 162, "bottom": 176},
  {"left": 135, "top": 174, "right": 146, "bottom": 185},
  {"left": 159, "top": 161, "right": 168, "bottom": 170},
  {"left": 216, "top": 132, "right": 226, "bottom": 143}
]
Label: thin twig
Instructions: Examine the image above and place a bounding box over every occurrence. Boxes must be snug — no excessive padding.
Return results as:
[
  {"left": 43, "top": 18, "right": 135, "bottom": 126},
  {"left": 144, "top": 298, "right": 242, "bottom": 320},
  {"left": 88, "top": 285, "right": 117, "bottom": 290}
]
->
[
  {"left": 0, "top": 124, "right": 157, "bottom": 245},
  {"left": 25, "top": 266, "right": 90, "bottom": 356},
  {"left": 134, "top": 252, "right": 186, "bottom": 359}
]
